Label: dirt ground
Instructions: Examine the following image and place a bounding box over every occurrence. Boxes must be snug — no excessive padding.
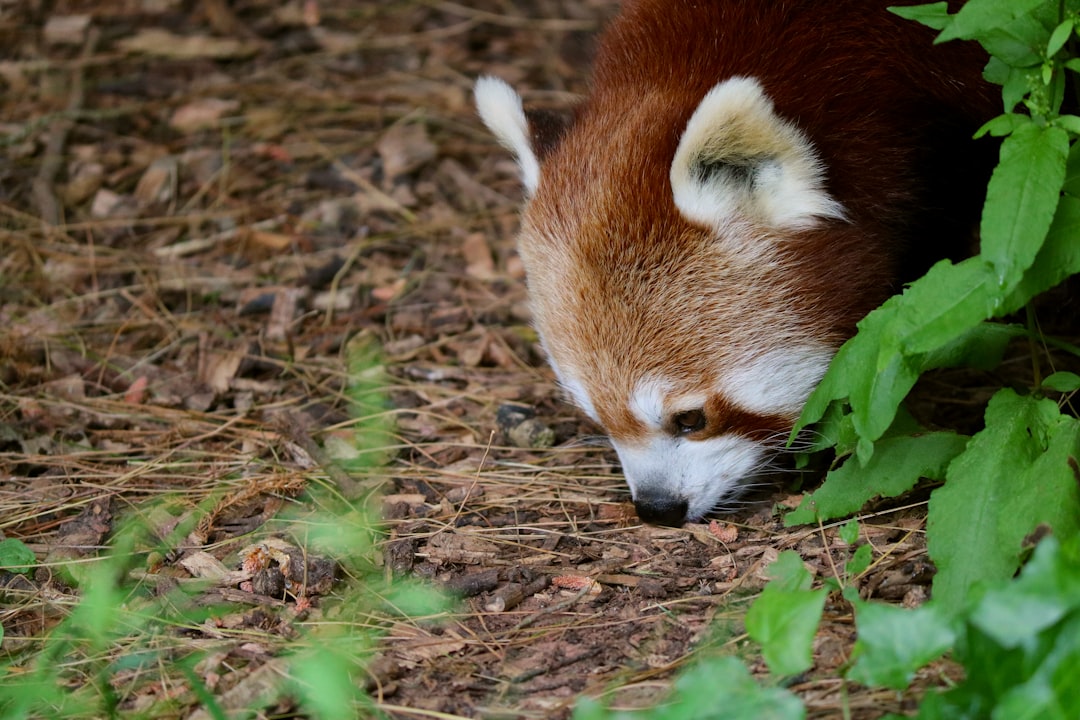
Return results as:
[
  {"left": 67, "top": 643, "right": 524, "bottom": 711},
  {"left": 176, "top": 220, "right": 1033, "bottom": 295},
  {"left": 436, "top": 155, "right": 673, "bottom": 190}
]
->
[{"left": 0, "top": 1, "right": 1008, "bottom": 718}]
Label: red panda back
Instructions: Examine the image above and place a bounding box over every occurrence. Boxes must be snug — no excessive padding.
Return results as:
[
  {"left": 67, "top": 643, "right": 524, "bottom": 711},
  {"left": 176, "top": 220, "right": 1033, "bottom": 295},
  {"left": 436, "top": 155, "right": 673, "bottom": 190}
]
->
[{"left": 579, "top": 0, "right": 997, "bottom": 277}]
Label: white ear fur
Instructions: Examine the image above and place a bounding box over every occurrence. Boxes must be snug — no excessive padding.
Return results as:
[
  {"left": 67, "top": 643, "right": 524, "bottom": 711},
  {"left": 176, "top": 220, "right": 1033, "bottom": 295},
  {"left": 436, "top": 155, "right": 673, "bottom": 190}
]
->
[
  {"left": 474, "top": 76, "right": 540, "bottom": 194},
  {"left": 670, "top": 76, "right": 845, "bottom": 231}
]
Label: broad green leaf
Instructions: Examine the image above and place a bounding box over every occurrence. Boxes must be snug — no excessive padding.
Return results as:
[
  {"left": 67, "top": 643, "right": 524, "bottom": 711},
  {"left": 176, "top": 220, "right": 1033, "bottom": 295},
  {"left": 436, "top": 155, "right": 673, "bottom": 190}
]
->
[
  {"left": 785, "top": 432, "right": 967, "bottom": 526},
  {"left": 0, "top": 538, "right": 35, "bottom": 575},
  {"left": 291, "top": 648, "right": 359, "bottom": 720},
  {"left": 763, "top": 549, "right": 814, "bottom": 592},
  {"left": 848, "top": 600, "right": 956, "bottom": 690},
  {"left": 1043, "top": 371, "right": 1080, "bottom": 392},
  {"left": 971, "top": 594, "right": 1072, "bottom": 654},
  {"left": 975, "top": 13, "right": 1053, "bottom": 67},
  {"left": 954, "top": 537, "right": 1080, "bottom": 718},
  {"left": 663, "top": 656, "right": 807, "bottom": 720},
  {"left": 1003, "top": 194, "right": 1080, "bottom": 309},
  {"left": 928, "top": 390, "right": 1080, "bottom": 613},
  {"left": 980, "top": 123, "right": 1069, "bottom": 286},
  {"left": 744, "top": 551, "right": 824, "bottom": 677},
  {"left": 938, "top": 0, "right": 1045, "bottom": 43},
  {"left": 572, "top": 698, "right": 610, "bottom": 720},
  {"left": 891, "top": 258, "right": 1002, "bottom": 355},
  {"left": 916, "top": 538, "right": 1080, "bottom": 719},
  {"left": 992, "top": 619, "right": 1080, "bottom": 720},
  {"left": 573, "top": 656, "right": 806, "bottom": 720},
  {"left": 1005, "top": 413, "right": 1080, "bottom": 553},
  {"left": 746, "top": 586, "right": 827, "bottom": 677},
  {"left": 918, "top": 320, "right": 1017, "bottom": 370},
  {"left": 383, "top": 579, "right": 452, "bottom": 617},
  {"left": 796, "top": 318, "right": 1013, "bottom": 463}
]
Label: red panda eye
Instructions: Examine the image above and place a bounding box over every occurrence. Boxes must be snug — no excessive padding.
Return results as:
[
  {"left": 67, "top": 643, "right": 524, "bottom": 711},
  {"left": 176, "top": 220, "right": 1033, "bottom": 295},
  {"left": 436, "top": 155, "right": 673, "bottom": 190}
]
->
[{"left": 673, "top": 409, "right": 707, "bottom": 434}]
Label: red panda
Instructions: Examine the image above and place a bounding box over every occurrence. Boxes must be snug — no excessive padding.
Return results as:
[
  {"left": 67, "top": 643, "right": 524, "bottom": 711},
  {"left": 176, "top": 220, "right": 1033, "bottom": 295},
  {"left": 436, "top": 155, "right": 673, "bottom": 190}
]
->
[{"left": 476, "top": 0, "right": 999, "bottom": 526}]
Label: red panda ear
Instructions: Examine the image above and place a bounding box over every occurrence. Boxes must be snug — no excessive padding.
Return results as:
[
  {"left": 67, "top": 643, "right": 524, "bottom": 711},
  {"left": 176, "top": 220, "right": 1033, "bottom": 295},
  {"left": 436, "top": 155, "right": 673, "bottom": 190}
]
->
[
  {"left": 670, "top": 77, "right": 846, "bottom": 232},
  {"left": 523, "top": 108, "right": 572, "bottom": 164},
  {"left": 475, "top": 77, "right": 542, "bottom": 194}
]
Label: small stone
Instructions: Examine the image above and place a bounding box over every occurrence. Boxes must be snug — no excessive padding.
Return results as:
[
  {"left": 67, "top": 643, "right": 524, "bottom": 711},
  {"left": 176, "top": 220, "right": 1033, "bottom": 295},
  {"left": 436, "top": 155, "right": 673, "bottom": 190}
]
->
[{"left": 507, "top": 418, "right": 555, "bottom": 449}]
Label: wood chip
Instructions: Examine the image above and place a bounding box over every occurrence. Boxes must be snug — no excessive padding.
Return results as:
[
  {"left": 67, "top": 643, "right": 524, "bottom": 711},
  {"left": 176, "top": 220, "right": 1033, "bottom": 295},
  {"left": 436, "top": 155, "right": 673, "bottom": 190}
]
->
[{"left": 551, "top": 575, "right": 601, "bottom": 595}]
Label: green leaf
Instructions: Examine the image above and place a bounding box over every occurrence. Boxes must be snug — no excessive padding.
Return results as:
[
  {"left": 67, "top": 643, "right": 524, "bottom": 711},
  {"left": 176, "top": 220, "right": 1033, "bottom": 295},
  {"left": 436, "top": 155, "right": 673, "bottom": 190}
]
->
[
  {"left": 887, "top": 3, "right": 952, "bottom": 31},
  {"left": 1054, "top": 114, "right": 1080, "bottom": 134},
  {"left": 1047, "top": 19, "right": 1074, "bottom": 58},
  {"left": 891, "top": 259, "right": 1002, "bottom": 355},
  {"left": 848, "top": 600, "right": 956, "bottom": 690},
  {"left": 917, "top": 537, "right": 1080, "bottom": 719},
  {"left": 977, "top": 13, "right": 1054, "bottom": 67},
  {"left": 1062, "top": 141, "right": 1080, "bottom": 197},
  {"left": 573, "top": 655, "right": 806, "bottom": 720},
  {"left": 291, "top": 648, "right": 360, "bottom": 720},
  {"left": 382, "top": 579, "right": 452, "bottom": 617},
  {"left": 839, "top": 519, "right": 860, "bottom": 546},
  {"left": 743, "top": 551, "right": 825, "bottom": 677},
  {"left": 746, "top": 585, "right": 827, "bottom": 677},
  {"left": 980, "top": 123, "right": 1069, "bottom": 287},
  {"left": 0, "top": 538, "right": 35, "bottom": 575},
  {"left": 1043, "top": 371, "right": 1080, "bottom": 392},
  {"left": 663, "top": 656, "right": 807, "bottom": 720},
  {"left": 937, "top": 0, "right": 1045, "bottom": 43},
  {"left": 796, "top": 272, "right": 1015, "bottom": 461},
  {"left": 956, "top": 537, "right": 1080, "bottom": 717},
  {"left": 971, "top": 594, "right": 1072, "bottom": 657},
  {"left": 1003, "top": 194, "right": 1080, "bottom": 310},
  {"left": 1001, "top": 66, "right": 1039, "bottom": 111},
  {"left": 992, "top": 618, "right": 1080, "bottom": 720},
  {"left": 976, "top": 113, "right": 1032, "bottom": 138},
  {"left": 845, "top": 544, "right": 874, "bottom": 578},
  {"left": 764, "top": 549, "right": 814, "bottom": 592},
  {"left": 785, "top": 432, "right": 967, "bottom": 526},
  {"left": 927, "top": 390, "right": 1080, "bottom": 613}
]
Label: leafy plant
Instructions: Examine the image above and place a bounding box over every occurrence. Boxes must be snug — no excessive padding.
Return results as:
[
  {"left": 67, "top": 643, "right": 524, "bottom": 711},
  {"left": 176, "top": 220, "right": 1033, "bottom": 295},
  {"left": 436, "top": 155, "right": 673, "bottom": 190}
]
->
[
  {"left": 0, "top": 538, "right": 35, "bottom": 576},
  {"left": 744, "top": 551, "right": 827, "bottom": 677},
  {"left": 573, "top": 655, "right": 805, "bottom": 720},
  {"left": 0, "top": 336, "right": 446, "bottom": 720},
  {"left": 789, "top": 0, "right": 1080, "bottom": 615},
  {"left": 856, "top": 534, "right": 1080, "bottom": 719}
]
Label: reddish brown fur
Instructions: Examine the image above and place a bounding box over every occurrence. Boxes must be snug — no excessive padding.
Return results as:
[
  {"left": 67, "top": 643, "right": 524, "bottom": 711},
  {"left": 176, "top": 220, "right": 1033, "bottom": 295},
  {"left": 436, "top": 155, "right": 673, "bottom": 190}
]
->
[{"left": 518, "top": 0, "right": 998, "bottom": 443}]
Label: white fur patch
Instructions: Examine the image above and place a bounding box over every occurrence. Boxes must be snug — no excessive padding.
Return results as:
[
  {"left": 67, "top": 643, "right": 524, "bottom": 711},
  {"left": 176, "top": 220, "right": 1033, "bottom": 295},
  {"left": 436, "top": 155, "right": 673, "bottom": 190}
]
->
[
  {"left": 628, "top": 377, "right": 674, "bottom": 429},
  {"left": 613, "top": 433, "right": 765, "bottom": 521},
  {"left": 543, "top": 346, "right": 600, "bottom": 422},
  {"left": 670, "top": 76, "right": 845, "bottom": 232},
  {"left": 560, "top": 374, "right": 600, "bottom": 423},
  {"left": 720, "top": 346, "right": 835, "bottom": 417},
  {"left": 474, "top": 76, "right": 540, "bottom": 194}
]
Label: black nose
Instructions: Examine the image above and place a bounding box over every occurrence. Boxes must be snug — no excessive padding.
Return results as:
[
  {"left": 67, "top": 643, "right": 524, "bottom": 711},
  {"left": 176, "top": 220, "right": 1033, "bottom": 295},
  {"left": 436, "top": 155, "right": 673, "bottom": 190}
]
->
[{"left": 634, "top": 491, "right": 688, "bottom": 526}]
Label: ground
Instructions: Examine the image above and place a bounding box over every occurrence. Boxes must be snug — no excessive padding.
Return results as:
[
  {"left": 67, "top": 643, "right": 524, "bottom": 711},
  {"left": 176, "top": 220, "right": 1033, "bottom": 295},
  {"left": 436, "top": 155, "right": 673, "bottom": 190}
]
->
[{"left": 0, "top": 1, "right": 1021, "bottom": 718}]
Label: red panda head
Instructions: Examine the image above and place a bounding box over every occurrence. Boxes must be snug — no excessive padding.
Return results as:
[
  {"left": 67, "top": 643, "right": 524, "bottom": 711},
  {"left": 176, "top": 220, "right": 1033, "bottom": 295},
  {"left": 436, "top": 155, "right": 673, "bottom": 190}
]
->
[{"left": 475, "top": 75, "right": 885, "bottom": 525}]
